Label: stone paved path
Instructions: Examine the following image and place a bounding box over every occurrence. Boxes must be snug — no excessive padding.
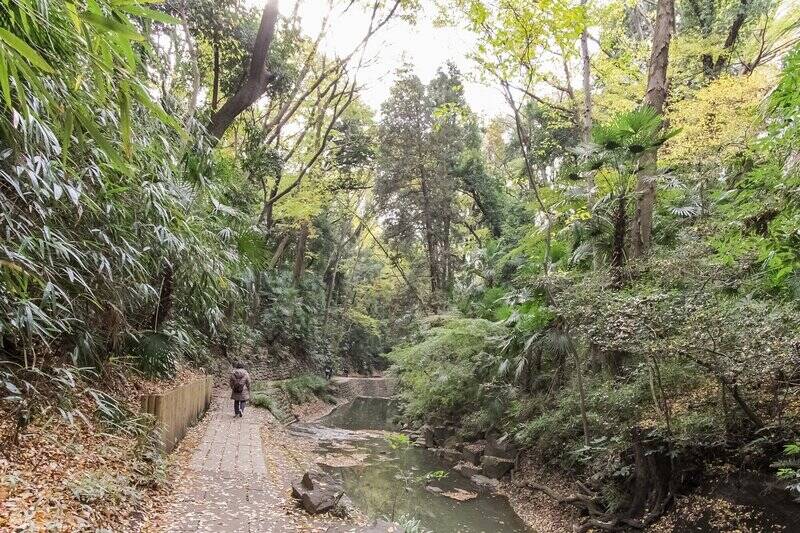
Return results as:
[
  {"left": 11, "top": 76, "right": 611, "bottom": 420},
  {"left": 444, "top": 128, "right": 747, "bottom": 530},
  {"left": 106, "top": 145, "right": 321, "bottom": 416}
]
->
[{"left": 163, "top": 394, "right": 333, "bottom": 533}]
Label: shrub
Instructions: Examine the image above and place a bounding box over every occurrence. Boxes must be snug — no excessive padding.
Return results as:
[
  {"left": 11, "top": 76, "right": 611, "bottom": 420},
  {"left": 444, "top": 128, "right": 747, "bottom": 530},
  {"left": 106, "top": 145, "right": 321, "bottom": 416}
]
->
[
  {"left": 275, "top": 374, "right": 334, "bottom": 404},
  {"left": 774, "top": 442, "right": 800, "bottom": 499},
  {"left": 131, "top": 332, "right": 177, "bottom": 379},
  {"left": 388, "top": 316, "right": 503, "bottom": 422},
  {"left": 250, "top": 392, "right": 287, "bottom": 420},
  {"left": 396, "top": 514, "right": 431, "bottom": 533}
]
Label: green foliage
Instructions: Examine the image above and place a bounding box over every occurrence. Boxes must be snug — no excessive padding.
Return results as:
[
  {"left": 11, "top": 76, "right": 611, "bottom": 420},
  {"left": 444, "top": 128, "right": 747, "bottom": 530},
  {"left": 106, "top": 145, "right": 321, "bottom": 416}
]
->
[
  {"left": 774, "top": 442, "right": 800, "bottom": 498},
  {"left": 376, "top": 63, "right": 486, "bottom": 304},
  {"left": 395, "top": 514, "right": 432, "bottom": 533},
  {"left": 706, "top": 49, "right": 800, "bottom": 298},
  {"left": 250, "top": 392, "right": 286, "bottom": 420},
  {"left": 131, "top": 332, "right": 177, "bottom": 379},
  {"left": 0, "top": 0, "right": 259, "bottom": 388},
  {"left": 276, "top": 374, "right": 333, "bottom": 404},
  {"left": 387, "top": 432, "right": 412, "bottom": 450},
  {"left": 257, "top": 272, "right": 329, "bottom": 362},
  {"left": 388, "top": 316, "right": 503, "bottom": 421},
  {"left": 585, "top": 107, "right": 679, "bottom": 194}
]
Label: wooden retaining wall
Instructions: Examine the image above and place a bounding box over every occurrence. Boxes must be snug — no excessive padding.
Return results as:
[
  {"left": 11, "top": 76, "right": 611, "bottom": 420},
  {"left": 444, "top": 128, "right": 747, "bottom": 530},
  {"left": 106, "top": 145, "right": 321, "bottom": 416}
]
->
[{"left": 141, "top": 376, "right": 213, "bottom": 452}]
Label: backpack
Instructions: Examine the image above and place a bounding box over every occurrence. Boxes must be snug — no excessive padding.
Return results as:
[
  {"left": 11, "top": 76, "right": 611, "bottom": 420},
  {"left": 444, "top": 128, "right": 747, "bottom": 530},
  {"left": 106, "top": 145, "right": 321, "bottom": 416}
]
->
[{"left": 232, "top": 372, "right": 246, "bottom": 394}]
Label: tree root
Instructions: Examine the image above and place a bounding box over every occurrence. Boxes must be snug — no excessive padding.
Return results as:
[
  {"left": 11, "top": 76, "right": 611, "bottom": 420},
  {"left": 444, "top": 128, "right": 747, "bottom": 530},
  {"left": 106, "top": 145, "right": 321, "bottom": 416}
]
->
[
  {"left": 519, "top": 482, "right": 606, "bottom": 516},
  {"left": 516, "top": 480, "right": 672, "bottom": 532}
]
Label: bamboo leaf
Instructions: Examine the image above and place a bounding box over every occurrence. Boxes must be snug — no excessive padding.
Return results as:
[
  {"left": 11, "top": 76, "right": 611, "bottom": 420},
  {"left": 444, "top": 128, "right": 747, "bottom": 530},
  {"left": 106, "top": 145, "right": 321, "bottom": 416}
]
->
[
  {"left": 0, "top": 52, "right": 12, "bottom": 109},
  {"left": 119, "top": 82, "right": 132, "bottom": 157},
  {"left": 0, "top": 28, "right": 55, "bottom": 73},
  {"left": 131, "top": 83, "right": 188, "bottom": 138},
  {"left": 111, "top": 0, "right": 163, "bottom": 4},
  {"left": 118, "top": 5, "right": 180, "bottom": 25},
  {"left": 64, "top": 2, "right": 83, "bottom": 30},
  {"left": 61, "top": 110, "right": 74, "bottom": 161},
  {"left": 80, "top": 12, "right": 145, "bottom": 41},
  {"left": 74, "top": 105, "right": 133, "bottom": 176}
]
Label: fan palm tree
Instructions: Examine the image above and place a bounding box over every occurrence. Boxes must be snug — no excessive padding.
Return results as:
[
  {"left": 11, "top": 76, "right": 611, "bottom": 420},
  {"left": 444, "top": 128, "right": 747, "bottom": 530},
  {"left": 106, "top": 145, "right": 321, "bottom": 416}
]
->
[{"left": 580, "top": 107, "right": 679, "bottom": 287}]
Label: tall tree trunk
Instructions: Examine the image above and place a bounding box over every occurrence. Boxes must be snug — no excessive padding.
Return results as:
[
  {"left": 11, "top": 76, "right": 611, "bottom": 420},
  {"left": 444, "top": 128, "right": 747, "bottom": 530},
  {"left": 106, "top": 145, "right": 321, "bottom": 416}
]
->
[
  {"left": 182, "top": 19, "right": 201, "bottom": 127},
  {"left": 580, "top": 0, "right": 593, "bottom": 145},
  {"left": 249, "top": 271, "right": 262, "bottom": 327},
  {"left": 322, "top": 217, "right": 351, "bottom": 328},
  {"left": 151, "top": 263, "right": 174, "bottom": 331},
  {"left": 611, "top": 194, "right": 627, "bottom": 288},
  {"left": 580, "top": 0, "right": 597, "bottom": 269},
  {"left": 292, "top": 221, "right": 309, "bottom": 286},
  {"left": 712, "top": 0, "right": 750, "bottom": 76},
  {"left": 263, "top": 167, "right": 282, "bottom": 231},
  {"left": 569, "top": 335, "right": 591, "bottom": 446},
  {"left": 632, "top": 0, "right": 674, "bottom": 257},
  {"left": 468, "top": 189, "right": 501, "bottom": 238},
  {"left": 270, "top": 233, "right": 291, "bottom": 269},
  {"left": 420, "top": 173, "right": 439, "bottom": 299},
  {"left": 208, "top": 0, "right": 280, "bottom": 141},
  {"left": 211, "top": 40, "right": 220, "bottom": 112},
  {"left": 417, "top": 114, "right": 440, "bottom": 306},
  {"left": 442, "top": 214, "right": 452, "bottom": 294}
]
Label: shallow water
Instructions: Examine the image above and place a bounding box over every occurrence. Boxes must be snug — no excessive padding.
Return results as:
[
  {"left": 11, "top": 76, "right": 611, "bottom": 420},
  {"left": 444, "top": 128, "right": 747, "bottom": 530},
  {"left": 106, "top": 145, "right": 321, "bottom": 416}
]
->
[
  {"left": 319, "top": 396, "right": 401, "bottom": 431},
  {"left": 302, "top": 397, "right": 531, "bottom": 533}
]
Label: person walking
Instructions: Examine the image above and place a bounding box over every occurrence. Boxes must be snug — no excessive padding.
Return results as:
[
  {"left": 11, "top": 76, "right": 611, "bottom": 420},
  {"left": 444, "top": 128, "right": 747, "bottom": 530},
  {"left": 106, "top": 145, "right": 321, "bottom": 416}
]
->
[{"left": 229, "top": 361, "right": 251, "bottom": 418}]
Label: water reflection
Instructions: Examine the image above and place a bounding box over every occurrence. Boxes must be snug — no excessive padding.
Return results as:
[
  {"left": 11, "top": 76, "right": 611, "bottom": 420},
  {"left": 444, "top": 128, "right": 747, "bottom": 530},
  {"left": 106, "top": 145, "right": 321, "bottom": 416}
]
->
[{"left": 298, "top": 397, "right": 531, "bottom": 533}]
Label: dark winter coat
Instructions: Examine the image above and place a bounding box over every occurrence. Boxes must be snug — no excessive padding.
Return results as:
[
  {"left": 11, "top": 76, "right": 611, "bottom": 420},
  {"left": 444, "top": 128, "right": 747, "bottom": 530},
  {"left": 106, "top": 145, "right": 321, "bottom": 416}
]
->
[{"left": 229, "top": 368, "right": 251, "bottom": 401}]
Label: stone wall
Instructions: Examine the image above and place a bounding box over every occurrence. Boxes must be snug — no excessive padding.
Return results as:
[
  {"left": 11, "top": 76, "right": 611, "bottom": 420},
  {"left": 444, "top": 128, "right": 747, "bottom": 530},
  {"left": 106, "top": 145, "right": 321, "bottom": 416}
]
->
[
  {"left": 211, "top": 342, "right": 319, "bottom": 384},
  {"left": 244, "top": 344, "right": 318, "bottom": 382},
  {"left": 331, "top": 376, "right": 397, "bottom": 399}
]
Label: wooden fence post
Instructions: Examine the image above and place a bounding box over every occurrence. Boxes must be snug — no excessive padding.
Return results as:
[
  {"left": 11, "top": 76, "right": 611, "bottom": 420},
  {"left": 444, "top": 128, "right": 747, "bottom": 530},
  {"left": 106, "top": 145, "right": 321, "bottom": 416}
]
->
[{"left": 141, "top": 375, "right": 213, "bottom": 453}]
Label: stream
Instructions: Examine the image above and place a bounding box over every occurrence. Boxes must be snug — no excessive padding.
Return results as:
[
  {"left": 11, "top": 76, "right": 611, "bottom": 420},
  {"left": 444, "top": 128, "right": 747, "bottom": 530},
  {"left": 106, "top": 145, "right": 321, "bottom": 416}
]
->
[{"left": 290, "top": 396, "right": 531, "bottom": 533}]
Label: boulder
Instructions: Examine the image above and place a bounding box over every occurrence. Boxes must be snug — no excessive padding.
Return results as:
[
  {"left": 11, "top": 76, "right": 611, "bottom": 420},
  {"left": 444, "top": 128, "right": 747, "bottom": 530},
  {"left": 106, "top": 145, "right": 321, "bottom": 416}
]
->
[
  {"left": 433, "top": 447, "right": 462, "bottom": 465},
  {"left": 420, "top": 425, "right": 435, "bottom": 448},
  {"left": 292, "top": 469, "right": 346, "bottom": 515},
  {"left": 486, "top": 434, "right": 517, "bottom": 460},
  {"left": 454, "top": 461, "right": 482, "bottom": 478},
  {"left": 433, "top": 425, "right": 455, "bottom": 446},
  {"left": 443, "top": 435, "right": 463, "bottom": 451},
  {"left": 301, "top": 469, "right": 337, "bottom": 490},
  {"left": 461, "top": 441, "right": 486, "bottom": 465},
  {"left": 470, "top": 474, "right": 500, "bottom": 491},
  {"left": 480, "top": 455, "right": 514, "bottom": 479},
  {"left": 300, "top": 490, "right": 339, "bottom": 514}
]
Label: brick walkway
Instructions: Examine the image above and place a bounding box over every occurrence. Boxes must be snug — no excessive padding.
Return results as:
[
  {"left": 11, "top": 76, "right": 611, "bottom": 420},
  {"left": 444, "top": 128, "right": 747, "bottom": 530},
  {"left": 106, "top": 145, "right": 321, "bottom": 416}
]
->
[{"left": 163, "top": 395, "right": 332, "bottom": 533}]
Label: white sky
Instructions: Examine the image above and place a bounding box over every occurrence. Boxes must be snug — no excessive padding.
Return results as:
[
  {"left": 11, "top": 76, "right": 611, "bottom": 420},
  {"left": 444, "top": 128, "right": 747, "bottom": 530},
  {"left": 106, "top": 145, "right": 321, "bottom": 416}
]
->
[{"left": 252, "top": 0, "right": 509, "bottom": 118}]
